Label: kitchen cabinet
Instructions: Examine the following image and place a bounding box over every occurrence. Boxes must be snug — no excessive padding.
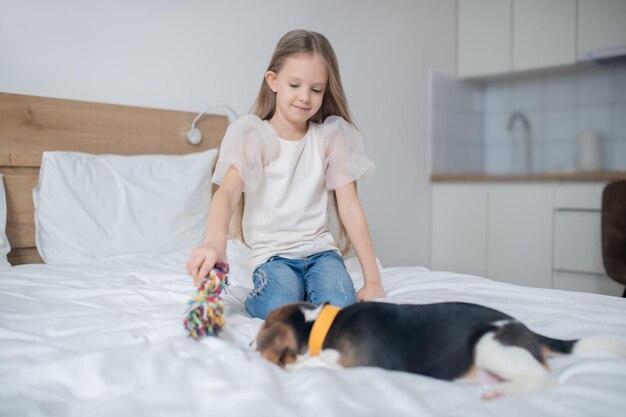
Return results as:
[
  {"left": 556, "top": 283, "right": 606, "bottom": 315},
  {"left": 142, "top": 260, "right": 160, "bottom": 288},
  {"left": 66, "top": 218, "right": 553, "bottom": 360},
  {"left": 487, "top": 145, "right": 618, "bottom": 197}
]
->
[
  {"left": 554, "top": 211, "right": 604, "bottom": 273},
  {"left": 458, "top": 0, "right": 587, "bottom": 77},
  {"left": 431, "top": 183, "right": 488, "bottom": 277},
  {"left": 431, "top": 181, "right": 623, "bottom": 296},
  {"left": 431, "top": 183, "right": 552, "bottom": 288},
  {"left": 487, "top": 184, "right": 553, "bottom": 288},
  {"left": 552, "top": 183, "right": 624, "bottom": 296},
  {"left": 513, "top": 0, "right": 576, "bottom": 71},
  {"left": 578, "top": 0, "right": 626, "bottom": 57},
  {"left": 457, "top": 0, "right": 511, "bottom": 78}
]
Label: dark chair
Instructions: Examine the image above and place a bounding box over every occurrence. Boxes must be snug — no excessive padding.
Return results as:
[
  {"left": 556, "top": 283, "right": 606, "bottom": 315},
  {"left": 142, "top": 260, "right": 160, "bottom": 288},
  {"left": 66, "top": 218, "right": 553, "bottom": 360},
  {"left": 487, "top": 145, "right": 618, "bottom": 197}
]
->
[{"left": 601, "top": 180, "right": 626, "bottom": 297}]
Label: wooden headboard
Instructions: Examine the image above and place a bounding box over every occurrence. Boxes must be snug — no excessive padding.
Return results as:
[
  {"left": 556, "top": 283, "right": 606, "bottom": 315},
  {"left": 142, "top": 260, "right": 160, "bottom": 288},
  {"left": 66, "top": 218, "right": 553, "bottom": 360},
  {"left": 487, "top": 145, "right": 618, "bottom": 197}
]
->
[{"left": 0, "top": 92, "right": 229, "bottom": 265}]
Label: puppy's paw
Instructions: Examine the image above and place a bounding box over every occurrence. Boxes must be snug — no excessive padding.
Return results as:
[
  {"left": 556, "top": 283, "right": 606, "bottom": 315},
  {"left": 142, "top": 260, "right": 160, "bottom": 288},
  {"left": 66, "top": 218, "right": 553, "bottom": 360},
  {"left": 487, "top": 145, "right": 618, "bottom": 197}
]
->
[
  {"left": 481, "top": 389, "right": 505, "bottom": 401},
  {"left": 286, "top": 349, "right": 342, "bottom": 370},
  {"left": 317, "top": 349, "right": 342, "bottom": 368}
]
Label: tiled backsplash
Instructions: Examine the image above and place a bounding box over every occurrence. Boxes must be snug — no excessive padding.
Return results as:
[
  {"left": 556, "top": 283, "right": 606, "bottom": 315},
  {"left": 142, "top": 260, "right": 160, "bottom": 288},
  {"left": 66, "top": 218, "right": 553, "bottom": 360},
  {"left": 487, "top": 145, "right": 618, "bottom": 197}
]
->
[{"left": 431, "top": 64, "right": 626, "bottom": 174}]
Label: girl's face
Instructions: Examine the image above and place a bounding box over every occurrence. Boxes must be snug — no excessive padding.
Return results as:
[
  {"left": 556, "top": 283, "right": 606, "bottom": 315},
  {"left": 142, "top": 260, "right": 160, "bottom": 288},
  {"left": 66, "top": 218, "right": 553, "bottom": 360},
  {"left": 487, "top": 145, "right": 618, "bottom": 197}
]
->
[{"left": 265, "top": 53, "right": 328, "bottom": 131}]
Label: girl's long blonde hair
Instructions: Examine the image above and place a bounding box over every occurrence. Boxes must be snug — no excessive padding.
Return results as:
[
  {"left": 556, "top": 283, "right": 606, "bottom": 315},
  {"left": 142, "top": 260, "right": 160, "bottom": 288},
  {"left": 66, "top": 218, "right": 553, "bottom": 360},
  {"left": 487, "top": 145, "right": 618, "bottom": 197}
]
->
[{"left": 231, "top": 29, "right": 355, "bottom": 254}]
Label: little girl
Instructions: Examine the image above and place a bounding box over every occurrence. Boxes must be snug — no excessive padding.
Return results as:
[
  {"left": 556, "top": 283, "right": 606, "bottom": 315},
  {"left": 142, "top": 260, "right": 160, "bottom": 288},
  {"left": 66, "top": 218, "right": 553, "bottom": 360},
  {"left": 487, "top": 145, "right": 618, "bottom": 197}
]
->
[{"left": 186, "top": 29, "right": 386, "bottom": 319}]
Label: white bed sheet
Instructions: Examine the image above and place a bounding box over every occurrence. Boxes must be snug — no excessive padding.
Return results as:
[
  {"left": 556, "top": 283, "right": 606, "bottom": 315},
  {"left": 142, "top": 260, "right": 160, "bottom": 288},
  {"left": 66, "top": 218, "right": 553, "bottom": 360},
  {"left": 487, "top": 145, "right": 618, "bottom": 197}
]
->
[{"left": 1, "top": 250, "right": 625, "bottom": 417}]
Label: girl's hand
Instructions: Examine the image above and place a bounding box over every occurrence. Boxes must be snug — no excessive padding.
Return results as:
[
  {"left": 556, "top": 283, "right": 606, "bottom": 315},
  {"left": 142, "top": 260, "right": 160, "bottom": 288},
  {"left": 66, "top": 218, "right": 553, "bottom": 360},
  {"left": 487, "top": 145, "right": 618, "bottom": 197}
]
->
[
  {"left": 186, "top": 241, "right": 226, "bottom": 287},
  {"left": 356, "top": 282, "right": 386, "bottom": 302}
]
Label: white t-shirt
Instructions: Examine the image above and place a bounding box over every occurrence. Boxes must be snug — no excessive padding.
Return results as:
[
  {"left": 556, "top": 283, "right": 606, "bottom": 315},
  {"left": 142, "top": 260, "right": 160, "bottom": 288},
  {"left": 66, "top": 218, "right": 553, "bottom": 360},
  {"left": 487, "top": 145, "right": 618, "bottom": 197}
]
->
[{"left": 212, "top": 115, "right": 374, "bottom": 270}]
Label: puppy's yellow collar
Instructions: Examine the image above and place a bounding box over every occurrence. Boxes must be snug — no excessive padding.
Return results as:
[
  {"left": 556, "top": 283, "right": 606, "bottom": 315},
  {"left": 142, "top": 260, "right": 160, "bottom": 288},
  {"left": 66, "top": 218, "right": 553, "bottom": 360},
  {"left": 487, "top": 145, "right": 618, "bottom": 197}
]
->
[{"left": 308, "top": 305, "right": 341, "bottom": 356}]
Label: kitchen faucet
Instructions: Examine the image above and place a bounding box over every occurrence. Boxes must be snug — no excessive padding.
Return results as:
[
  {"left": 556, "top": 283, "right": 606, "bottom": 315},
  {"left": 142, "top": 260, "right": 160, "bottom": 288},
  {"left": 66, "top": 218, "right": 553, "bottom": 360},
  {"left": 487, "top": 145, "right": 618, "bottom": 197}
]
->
[{"left": 507, "top": 111, "right": 532, "bottom": 174}]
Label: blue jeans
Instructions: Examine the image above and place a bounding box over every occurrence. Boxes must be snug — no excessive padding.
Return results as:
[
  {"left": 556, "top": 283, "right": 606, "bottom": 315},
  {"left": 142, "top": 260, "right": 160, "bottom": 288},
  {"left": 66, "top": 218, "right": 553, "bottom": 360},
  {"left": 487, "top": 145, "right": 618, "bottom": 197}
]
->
[{"left": 245, "top": 250, "right": 357, "bottom": 319}]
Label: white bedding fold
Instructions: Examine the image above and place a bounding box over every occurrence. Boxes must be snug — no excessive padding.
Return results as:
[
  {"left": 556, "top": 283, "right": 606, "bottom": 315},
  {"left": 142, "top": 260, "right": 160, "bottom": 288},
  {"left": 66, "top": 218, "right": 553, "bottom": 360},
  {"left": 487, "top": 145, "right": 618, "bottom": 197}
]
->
[{"left": 1, "top": 255, "right": 625, "bottom": 417}]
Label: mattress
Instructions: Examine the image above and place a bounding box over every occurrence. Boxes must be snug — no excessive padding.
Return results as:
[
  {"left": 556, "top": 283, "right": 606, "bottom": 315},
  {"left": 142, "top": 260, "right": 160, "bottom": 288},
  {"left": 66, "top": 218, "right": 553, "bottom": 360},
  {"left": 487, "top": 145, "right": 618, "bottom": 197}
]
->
[{"left": 1, "top": 247, "right": 625, "bottom": 417}]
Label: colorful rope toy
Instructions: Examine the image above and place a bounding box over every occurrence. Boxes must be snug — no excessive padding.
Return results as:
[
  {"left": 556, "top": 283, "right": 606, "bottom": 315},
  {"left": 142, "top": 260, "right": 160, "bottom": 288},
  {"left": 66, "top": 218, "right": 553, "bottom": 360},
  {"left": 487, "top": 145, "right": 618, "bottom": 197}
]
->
[{"left": 183, "top": 262, "right": 230, "bottom": 340}]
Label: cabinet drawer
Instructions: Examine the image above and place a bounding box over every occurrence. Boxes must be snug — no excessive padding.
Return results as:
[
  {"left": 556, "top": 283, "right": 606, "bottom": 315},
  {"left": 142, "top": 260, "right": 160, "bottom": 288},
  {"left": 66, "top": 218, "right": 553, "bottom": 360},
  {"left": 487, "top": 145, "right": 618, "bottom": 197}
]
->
[
  {"left": 554, "top": 182, "right": 606, "bottom": 209},
  {"left": 553, "top": 210, "right": 605, "bottom": 274}
]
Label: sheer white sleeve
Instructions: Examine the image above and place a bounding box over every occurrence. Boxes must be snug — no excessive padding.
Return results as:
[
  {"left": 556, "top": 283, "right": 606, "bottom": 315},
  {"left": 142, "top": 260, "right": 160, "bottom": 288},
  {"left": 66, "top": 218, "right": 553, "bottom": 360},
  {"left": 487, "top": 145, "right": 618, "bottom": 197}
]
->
[
  {"left": 211, "top": 115, "right": 279, "bottom": 193},
  {"left": 317, "top": 116, "right": 375, "bottom": 190}
]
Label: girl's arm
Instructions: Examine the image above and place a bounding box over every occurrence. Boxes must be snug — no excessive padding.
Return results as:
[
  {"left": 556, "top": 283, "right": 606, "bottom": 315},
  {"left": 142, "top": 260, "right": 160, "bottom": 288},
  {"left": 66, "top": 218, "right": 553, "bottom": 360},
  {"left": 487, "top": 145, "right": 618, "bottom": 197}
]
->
[
  {"left": 186, "top": 166, "right": 244, "bottom": 286},
  {"left": 335, "top": 181, "right": 386, "bottom": 301}
]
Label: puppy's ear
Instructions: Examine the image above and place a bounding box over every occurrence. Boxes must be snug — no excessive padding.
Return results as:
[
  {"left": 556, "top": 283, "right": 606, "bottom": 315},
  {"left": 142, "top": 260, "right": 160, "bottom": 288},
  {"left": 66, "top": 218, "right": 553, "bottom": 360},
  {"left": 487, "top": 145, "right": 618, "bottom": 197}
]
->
[
  {"left": 256, "top": 322, "right": 298, "bottom": 367},
  {"left": 301, "top": 302, "right": 328, "bottom": 323}
]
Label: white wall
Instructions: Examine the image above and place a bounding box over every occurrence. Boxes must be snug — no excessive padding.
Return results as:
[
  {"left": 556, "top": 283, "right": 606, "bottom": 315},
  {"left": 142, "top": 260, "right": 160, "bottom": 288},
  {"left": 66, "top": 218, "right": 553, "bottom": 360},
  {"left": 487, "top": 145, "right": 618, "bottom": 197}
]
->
[{"left": 0, "top": 0, "right": 456, "bottom": 267}]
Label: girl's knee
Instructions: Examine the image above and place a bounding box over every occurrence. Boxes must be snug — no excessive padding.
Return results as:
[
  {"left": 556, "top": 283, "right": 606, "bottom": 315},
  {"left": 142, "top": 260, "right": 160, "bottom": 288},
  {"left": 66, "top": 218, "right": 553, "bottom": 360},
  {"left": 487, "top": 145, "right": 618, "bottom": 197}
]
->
[
  {"left": 245, "top": 296, "right": 271, "bottom": 320},
  {"left": 246, "top": 262, "right": 304, "bottom": 319},
  {"left": 328, "top": 286, "right": 357, "bottom": 307},
  {"left": 245, "top": 291, "right": 304, "bottom": 319},
  {"left": 308, "top": 279, "right": 356, "bottom": 307}
]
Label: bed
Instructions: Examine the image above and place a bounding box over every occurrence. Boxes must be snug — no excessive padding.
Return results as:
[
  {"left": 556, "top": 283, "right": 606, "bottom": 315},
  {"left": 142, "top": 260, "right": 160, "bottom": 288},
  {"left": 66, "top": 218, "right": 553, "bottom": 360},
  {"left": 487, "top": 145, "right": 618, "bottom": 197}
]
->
[{"left": 1, "top": 93, "right": 625, "bottom": 417}]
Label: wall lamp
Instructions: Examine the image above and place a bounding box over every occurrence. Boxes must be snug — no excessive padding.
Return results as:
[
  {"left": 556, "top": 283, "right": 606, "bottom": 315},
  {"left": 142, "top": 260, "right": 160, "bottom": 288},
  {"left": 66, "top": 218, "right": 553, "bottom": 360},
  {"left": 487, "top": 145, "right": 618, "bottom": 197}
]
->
[{"left": 186, "top": 104, "right": 240, "bottom": 145}]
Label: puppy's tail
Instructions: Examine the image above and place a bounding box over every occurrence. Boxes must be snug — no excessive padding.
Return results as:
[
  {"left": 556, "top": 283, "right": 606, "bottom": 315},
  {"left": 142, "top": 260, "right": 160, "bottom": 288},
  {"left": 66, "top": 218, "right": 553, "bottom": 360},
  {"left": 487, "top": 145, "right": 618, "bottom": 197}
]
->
[
  {"left": 572, "top": 335, "right": 626, "bottom": 357},
  {"left": 538, "top": 335, "right": 577, "bottom": 354},
  {"left": 539, "top": 334, "right": 626, "bottom": 357}
]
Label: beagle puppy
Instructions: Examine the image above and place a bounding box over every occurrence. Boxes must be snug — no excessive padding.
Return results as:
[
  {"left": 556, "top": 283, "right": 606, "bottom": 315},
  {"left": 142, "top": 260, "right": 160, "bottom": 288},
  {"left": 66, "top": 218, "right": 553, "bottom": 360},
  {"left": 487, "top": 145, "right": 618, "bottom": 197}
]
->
[{"left": 254, "top": 301, "right": 626, "bottom": 399}]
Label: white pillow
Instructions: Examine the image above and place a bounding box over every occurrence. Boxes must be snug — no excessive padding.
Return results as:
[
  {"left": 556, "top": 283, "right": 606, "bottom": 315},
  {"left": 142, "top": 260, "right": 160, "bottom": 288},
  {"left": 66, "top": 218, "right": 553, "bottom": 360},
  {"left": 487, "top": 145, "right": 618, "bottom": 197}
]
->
[
  {"left": 33, "top": 150, "right": 218, "bottom": 263},
  {"left": 0, "top": 174, "right": 11, "bottom": 267}
]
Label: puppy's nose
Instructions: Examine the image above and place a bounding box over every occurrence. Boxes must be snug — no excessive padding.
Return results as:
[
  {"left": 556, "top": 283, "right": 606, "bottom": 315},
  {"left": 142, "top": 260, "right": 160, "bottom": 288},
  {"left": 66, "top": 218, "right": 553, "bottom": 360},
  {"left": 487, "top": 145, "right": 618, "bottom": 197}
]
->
[{"left": 249, "top": 338, "right": 257, "bottom": 350}]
